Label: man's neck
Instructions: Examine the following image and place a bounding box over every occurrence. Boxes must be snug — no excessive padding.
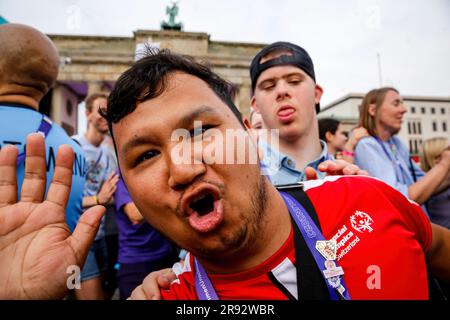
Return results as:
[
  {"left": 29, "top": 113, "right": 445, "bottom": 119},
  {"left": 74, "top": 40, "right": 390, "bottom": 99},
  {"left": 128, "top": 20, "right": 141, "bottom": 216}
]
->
[
  {"left": 197, "top": 181, "right": 292, "bottom": 275},
  {"left": 326, "top": 143, "right": 336, "bottom": 156},
  {"left": 84, "top": 127, "right": 105, "bottom": 147},
  {"left": 278, "top": 131, "right": 323, "bottom": 170},
  {"left": 0, "top": 95, "right": 39, "bottom": 110}
]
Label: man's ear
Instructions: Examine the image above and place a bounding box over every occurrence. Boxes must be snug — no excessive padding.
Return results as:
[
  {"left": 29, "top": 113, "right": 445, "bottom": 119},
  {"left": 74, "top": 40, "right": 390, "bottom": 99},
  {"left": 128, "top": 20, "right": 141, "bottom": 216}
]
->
[
  {"left": 314, "top": 84, "right": 324, "bottom": 104},
  {"left": 251, "top": 96, "right": 259, "bottom": 112},
  {"left": 368, "top": 104, "right": 377, "bottom": 117},
  {"left": 325, "top": 131, "right": 334, "bottom": 143}
]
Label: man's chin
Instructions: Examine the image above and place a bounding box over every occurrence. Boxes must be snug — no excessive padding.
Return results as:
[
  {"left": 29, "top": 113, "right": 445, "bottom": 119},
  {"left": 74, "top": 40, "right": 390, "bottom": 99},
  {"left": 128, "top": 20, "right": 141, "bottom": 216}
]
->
[
  {"left": 279, "top": 126, "right": 302, "bottom": 142},
  {"left": 191, "top": 243, "right": 232, "bottom": 260},
  {"left": 191, "top": 224, "right": 250, "bottom": 259}
]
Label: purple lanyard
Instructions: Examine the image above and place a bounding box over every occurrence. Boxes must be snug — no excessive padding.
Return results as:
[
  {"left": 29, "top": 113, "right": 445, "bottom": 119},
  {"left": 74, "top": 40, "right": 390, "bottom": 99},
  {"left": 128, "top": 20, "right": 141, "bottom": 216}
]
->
[
  {"left": 194, "top": 258, "right": 219, "bottom": 300},
  {"left": 374, "top": 137, "right": 407, "bottom": 184},
  {"left": 194, "top": 191, "right": 351, "bottom": 300},
  {"left": 374, "top": 137, "right": 396, "bottom": 163},
  {"left": 16, "top": 115, "right": 53, "bottom": 166},
  {"left": 279, "top": 191, "right": 351, "bottom": 300}
]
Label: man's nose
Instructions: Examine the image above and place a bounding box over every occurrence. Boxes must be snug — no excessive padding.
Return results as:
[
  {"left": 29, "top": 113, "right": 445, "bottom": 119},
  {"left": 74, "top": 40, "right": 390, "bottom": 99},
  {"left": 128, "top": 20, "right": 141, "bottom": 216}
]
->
[
  {"left": 275, "top": 81, "right": 291, "bottom": 101},
  {"left": 167, "top": 143, "right": 206, "bottom": 190}
]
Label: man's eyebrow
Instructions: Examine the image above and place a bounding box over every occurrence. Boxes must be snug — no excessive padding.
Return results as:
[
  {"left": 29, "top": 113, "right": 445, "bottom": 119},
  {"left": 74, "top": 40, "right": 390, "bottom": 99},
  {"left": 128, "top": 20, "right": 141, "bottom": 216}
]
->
[
  {"left": 258, "top": 72, "right": 305, "bottom": 87},
  {"left": 258, "top": 78, "right": 276, "bottom": 88},
  {"left": 174, "top": 105, "right": 220, "bottom": 129},
  {"left": 121, "top": 135, "right": 156, "bottom": 155},
  {"left": 120, "top": 105, "right": 220, "bottom": 154}
]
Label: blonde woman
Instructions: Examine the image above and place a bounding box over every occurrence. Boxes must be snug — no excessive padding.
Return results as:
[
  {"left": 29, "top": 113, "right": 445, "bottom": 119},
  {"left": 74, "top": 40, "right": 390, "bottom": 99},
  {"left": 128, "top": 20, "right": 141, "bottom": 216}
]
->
[
  {"left": 420, "top": 137, "right": 450, "bottom": 229},
  {"left": 354, "top": 87, "right": 450, "bottom": 205}
]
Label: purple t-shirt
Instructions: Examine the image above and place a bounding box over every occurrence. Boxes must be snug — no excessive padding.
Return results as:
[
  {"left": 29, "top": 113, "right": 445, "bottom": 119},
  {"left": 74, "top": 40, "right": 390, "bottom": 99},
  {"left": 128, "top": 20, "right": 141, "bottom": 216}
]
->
[{"left": 114, "top": 174, "right": 177, "bottom": 264}]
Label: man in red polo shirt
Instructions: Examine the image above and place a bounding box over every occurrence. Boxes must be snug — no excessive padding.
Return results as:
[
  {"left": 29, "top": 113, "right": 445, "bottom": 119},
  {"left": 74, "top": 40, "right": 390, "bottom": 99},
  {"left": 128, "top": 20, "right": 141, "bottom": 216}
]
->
[{"left": 152, "top": 175, "right": 432, "bottom": 300}]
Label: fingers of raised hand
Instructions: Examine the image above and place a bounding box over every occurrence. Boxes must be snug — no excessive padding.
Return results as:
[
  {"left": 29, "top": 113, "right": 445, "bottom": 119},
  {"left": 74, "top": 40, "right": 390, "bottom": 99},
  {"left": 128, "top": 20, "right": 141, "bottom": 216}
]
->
[
  {"left": 0, "top": 145, "right": 19, "bottom": 208},
  {"left": 67, "top": 205, "right": 105, "bottom": 265},
  {"left": 45, "top": 144, "right": 74, "bottom": 209},
  {"left": 20, "top": 134, "right": 47, "bottom": 203}
]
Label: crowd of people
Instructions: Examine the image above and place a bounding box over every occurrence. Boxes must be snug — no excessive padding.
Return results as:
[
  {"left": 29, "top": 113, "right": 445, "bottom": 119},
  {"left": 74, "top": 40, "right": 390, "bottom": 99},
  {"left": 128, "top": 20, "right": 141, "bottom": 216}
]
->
[{"left": 0, "top": 23, "right": 449, "bottom": 301}]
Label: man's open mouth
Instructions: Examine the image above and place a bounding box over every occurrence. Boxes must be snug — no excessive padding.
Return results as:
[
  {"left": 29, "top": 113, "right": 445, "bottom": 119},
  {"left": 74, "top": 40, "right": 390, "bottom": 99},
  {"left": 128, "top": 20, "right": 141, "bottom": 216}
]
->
[
  {"left": 190, "top": 193, "right": 216, "bottom": 215},
  {"left": 182, "top": 186, "right": 224, "bottom": 233}
]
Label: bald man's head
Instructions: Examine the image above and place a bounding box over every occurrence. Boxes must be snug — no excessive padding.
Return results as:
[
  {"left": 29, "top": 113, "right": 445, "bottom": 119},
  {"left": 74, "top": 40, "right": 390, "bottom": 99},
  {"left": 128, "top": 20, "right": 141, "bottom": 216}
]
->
[{"left": 0, "top": 23, "right": 60, "bottom": 102}]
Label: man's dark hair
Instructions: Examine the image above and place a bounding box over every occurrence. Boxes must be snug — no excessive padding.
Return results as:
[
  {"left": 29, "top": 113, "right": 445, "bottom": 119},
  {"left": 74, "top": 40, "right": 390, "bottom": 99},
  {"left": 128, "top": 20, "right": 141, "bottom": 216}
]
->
[
  {"left": 102, "top": 49, "right": 244, "bottom": 135},
  {"left": 318, "top": 118, "right": 341, "bottom": 142}
]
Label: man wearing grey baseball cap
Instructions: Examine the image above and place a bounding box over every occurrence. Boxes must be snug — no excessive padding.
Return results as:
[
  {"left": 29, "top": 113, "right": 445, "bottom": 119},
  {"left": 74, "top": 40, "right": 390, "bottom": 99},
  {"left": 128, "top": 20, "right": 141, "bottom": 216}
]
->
[{"left": 250, "top": 42, "right": 360, "bottom": 185}]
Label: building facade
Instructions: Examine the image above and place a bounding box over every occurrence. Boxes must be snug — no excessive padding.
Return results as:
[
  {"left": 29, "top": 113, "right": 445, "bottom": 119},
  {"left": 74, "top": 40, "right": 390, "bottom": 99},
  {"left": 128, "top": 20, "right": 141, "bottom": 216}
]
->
[
  {"left": 319, "top": 93, "right": 450, "bottom": 155},
  {"left": 43, "top": 30, "right": 265, "bottom": 135}
]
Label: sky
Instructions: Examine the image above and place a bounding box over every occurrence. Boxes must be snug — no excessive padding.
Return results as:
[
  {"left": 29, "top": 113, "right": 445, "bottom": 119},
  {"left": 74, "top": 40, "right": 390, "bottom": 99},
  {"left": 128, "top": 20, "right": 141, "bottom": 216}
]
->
[{"left": 1, "top": 0, "right": 450, "bottom": 108}]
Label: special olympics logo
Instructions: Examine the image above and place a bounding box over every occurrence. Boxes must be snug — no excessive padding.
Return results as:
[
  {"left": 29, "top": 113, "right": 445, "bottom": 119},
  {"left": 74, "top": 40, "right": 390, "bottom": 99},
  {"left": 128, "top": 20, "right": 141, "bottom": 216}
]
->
[{"left": 350, "top": 210, "right": 374, "bottom": 233}]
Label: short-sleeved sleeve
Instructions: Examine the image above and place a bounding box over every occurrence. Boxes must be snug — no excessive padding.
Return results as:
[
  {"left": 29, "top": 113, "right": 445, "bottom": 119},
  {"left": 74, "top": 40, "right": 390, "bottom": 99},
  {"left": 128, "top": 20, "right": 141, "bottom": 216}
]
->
[
  {"left": 114, "top": 173, "right": 133, "bottom": 212},
  {"left": 369, "top": 176, "right": 432, "bottom": 251}
]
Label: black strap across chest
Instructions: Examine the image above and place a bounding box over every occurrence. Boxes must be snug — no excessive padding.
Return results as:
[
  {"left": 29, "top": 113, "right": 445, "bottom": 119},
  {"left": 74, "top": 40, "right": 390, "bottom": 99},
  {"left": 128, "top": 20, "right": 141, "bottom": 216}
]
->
[{"left": 274, "top": 184, "right": 330, "bottom": 300}]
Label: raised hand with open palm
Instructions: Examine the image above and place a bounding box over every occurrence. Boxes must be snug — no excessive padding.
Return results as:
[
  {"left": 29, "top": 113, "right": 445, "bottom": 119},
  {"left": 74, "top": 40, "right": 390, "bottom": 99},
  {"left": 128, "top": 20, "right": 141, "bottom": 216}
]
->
[{"left": 0, "top": 133, "right": 104, "bottom": 299}]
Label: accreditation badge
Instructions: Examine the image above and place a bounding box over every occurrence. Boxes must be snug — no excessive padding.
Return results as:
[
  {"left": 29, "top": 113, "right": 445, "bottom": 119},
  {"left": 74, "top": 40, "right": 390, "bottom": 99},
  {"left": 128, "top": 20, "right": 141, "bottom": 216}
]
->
[
  {"left": 323, "top": 260, "right": 344, "bottom": 279},
  {"left": 315, "top": 240, "right": 337, "bottom": 260}
]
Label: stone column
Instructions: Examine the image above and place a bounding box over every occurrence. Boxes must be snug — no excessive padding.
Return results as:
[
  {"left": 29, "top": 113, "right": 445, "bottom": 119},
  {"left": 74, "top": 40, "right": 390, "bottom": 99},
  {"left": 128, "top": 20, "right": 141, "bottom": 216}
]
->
[
  {"left": 238, "top": 81, "right": 252, "bottom": 117},
  {"left": 87, "top": 81, "right": 103, "bottom": 96}
]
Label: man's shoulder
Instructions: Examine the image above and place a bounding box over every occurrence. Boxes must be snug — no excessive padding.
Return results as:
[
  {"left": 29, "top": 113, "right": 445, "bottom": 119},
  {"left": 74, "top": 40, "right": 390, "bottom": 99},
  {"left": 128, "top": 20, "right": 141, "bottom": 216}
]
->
[
  {"left": 302, "top": 175, "right": 429, "bottom": 246},
  {"left": 302, "top": 175, "right": 385, "bottom": 192},
  {"left": 302, "top": 175, "right": 422, "bottom": 223},
  {"left": 0, "top": 106, "right": 41, "bottom": 136},
  {"left": 301, "top": 175, "right": 405, "bottom": 210},
  {"left": 0, "top": 104, "right": 36, "bottom": 113}
]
